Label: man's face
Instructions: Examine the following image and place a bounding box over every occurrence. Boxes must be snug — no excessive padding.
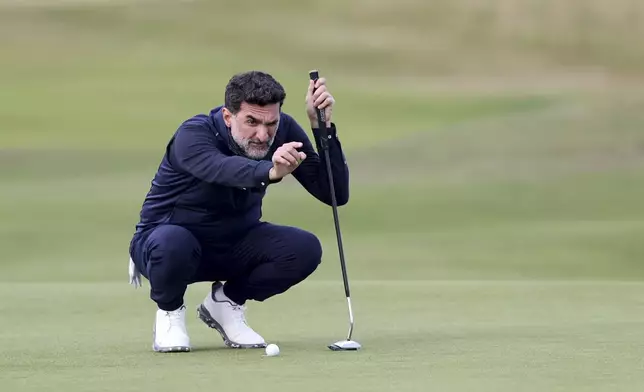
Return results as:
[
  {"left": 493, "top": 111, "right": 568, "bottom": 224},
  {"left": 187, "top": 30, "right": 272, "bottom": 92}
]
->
[{"left": 223, "top": 102, "right": 280, "bottom": 160}]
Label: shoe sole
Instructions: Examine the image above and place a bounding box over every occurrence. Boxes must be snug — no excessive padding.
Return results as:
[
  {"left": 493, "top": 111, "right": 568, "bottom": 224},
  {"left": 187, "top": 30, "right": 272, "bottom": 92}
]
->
[
  {"left": 153, "top": 344, "right": 191, "bottom": 353},
  {"left": 196, "top": 304, "right": 267, "bottom": 349},
  {"left": 152, "top": 329, "right": 191, "bottom": 353}
]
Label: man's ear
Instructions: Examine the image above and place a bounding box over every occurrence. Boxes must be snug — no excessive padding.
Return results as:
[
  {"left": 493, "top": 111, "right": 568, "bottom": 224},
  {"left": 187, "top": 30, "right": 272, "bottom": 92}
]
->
[{"left": 222, "top": 107, "right": 232, "bottom": 127}]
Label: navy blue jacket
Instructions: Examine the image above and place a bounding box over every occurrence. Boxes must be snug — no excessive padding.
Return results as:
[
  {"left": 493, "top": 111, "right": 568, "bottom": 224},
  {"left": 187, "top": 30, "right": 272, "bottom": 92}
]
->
[{"left": 132, "top": 105, "right": 349, "bottom": 246}]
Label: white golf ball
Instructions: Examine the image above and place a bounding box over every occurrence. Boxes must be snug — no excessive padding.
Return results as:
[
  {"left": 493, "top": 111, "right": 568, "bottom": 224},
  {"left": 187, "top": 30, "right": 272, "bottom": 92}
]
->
[{"left": 265, "top": 343, "right": 280, "bottom": 357}]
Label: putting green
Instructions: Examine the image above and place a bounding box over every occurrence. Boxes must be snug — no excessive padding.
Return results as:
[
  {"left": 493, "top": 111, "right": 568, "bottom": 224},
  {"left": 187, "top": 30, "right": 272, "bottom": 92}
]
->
[{"left": 2, "top": 0, "right": 644, "bottom": 391}]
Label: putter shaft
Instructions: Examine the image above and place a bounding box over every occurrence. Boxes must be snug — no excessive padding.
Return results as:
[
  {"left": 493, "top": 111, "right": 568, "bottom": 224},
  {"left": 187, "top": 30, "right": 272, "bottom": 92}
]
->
[
  {"left": 346, "top": 296, "right": 355, "bottom": 341},
  {"left": 310, "top": 70, "right": 358, "bottom": 349}
]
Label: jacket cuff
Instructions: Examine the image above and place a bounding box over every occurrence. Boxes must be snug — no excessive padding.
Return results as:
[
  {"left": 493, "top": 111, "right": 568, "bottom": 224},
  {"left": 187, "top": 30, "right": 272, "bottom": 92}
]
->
[
  {"left": 312, "top": 123, "right": 337, "bottom": 139},
  {"left": 253, "top": 160, "right": 273, "bottom": 188}
]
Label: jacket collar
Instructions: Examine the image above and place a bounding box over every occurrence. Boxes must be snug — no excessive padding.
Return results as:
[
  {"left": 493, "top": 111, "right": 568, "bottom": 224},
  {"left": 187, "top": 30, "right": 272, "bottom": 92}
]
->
[{"left": 209, "top": 105, "right": 245, "bottom": 156}]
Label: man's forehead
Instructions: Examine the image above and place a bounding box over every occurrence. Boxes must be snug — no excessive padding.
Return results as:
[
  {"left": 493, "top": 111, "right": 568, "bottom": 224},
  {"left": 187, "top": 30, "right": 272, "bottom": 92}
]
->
[{"left": 239, "top": 102, "right": 280, "bottom": 120}]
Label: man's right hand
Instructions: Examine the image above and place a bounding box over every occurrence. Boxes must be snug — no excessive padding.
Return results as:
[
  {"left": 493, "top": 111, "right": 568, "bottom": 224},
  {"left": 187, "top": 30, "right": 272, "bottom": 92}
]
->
[{"left": 269, "top": 142, "right": 307, "bottom": 181}]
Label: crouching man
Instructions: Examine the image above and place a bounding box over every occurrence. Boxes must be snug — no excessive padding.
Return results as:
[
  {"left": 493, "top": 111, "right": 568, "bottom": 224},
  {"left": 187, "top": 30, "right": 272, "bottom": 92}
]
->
[{"left": 128, "top": 70, "right": 350, "bottom": 352}]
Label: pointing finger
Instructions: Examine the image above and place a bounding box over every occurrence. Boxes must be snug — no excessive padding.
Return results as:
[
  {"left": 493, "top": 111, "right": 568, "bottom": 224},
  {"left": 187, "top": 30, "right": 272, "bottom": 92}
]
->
[
  {"left": 286, "top": 147, "right": 302, "bottom": 161},
  {"left": 284, "top": 141, "right": 303, "bottom": 149},
  {"left": 280, "top": 144, "right": 301, "bottom": 159},
  {"left": 276, "top": 148, "right": 297, "bottom": 166}
]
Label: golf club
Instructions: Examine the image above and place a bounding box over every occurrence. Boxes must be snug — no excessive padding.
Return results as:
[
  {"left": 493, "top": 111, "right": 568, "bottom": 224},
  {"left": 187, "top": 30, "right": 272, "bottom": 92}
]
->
[{"left": 309, "top": 70, "right": 361, "bottom": 352}]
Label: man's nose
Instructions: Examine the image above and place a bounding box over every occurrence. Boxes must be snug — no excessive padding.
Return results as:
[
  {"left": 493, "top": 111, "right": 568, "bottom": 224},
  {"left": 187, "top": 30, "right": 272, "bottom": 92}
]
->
[{"left": 256, "top": 127, "right": 270, "bottom": 142}]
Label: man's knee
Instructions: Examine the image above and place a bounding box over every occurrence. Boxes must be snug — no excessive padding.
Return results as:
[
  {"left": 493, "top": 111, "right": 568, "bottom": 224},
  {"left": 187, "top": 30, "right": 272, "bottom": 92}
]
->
[
  {"left": 290, "top": 229, "right": 323, "bottom": 278},
  {"left": 145, "top": 225, "right": 202, "bottom": 281}
]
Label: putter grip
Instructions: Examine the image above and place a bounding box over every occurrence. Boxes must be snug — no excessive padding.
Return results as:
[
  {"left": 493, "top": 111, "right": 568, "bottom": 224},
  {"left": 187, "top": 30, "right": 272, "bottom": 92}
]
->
[{"left": 309, "top": 70, "right": 327, "bottom": 132}]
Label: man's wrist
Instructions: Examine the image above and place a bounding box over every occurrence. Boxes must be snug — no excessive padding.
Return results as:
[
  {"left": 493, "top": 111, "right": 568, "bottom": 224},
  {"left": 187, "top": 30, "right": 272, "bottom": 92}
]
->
[
  {"left": 312, "top": 123, "right": 337, "bottom": 136},
  {"left": 270, "top": 166, "right": 286, "bottom": 182}
]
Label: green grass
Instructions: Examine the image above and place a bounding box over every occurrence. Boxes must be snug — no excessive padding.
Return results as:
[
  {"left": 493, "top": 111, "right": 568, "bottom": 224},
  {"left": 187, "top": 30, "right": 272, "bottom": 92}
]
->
[
  {"left": 3, "top": 281, "right": 644, "bottom": 391},
  {"left": 2, "top": 0, "right": 644, "bottom": 390}
]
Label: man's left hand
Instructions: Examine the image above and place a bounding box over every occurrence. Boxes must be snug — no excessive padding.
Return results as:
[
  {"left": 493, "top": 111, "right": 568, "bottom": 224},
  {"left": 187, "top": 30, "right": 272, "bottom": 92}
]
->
[{"left": 306, "top": 77, "right": 335, "bottom": 129}]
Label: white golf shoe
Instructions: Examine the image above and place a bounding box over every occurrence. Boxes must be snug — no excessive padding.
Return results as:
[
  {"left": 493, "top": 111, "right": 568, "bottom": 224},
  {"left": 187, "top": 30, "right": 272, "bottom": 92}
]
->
[
  {"left": 197, "top": 282, "right": 266, "bottom": 348},
  {"left": 153, "top": 305, "right": 191, "bottom": 353}
]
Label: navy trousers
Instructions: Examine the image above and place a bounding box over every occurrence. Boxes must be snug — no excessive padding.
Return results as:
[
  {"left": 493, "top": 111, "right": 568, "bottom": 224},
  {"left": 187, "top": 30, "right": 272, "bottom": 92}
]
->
[{"left": 129, "top": 222, "right": 323, "bottom": 311}]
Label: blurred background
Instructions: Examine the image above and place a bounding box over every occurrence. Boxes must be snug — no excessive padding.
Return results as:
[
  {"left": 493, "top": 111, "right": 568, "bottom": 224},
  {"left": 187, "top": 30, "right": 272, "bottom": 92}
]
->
[{"left": 1, "top": 1, "right": 644, "bottom": 391}]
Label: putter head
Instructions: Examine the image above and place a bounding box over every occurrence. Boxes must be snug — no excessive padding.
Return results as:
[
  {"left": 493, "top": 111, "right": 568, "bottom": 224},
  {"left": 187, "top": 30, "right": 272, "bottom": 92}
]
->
[{"left": 328, "top": 340, "right": 361, "bottom": 351}]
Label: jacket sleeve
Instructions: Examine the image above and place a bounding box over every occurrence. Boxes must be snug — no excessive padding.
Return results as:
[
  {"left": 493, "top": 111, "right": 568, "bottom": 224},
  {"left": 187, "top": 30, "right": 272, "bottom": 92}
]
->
[
  {"left": 288, "top": 118, "right": 350, "bottom": 206},
  {"left": 170, "top": 122, "right": 273, "bottom": 189}
]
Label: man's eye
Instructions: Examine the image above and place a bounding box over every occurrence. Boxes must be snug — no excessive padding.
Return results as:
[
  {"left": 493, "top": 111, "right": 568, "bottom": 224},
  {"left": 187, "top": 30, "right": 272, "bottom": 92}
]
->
[{"left": 246, "top": 119, "right": 255, "bottom": 124}]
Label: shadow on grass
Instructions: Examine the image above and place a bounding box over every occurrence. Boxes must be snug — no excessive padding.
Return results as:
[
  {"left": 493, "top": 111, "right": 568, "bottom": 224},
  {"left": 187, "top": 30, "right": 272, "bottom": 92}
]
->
[{"left": 189, "top": 345, "right": 248, "bottom": 353}]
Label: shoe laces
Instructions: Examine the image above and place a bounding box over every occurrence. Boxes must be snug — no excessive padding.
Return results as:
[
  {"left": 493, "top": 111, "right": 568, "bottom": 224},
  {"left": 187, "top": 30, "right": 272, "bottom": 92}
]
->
[
  {"left": 230, "top": 304, "right": 249, "bottom": 326},
  {"left": 164, "top": 309, "right": 184, "bottom": 331}
]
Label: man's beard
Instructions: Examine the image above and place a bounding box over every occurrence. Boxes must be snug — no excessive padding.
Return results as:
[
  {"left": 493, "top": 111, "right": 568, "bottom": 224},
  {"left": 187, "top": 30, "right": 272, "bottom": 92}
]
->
[{"left": 231, "top": 133, "right": 274, "bottom": 160}]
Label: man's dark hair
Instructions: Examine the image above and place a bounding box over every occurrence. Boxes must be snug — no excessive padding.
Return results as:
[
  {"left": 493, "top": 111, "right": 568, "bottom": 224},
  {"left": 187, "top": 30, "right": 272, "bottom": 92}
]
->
[{"left": 224, "top": 71, "right": 286, "bottom": 114}]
